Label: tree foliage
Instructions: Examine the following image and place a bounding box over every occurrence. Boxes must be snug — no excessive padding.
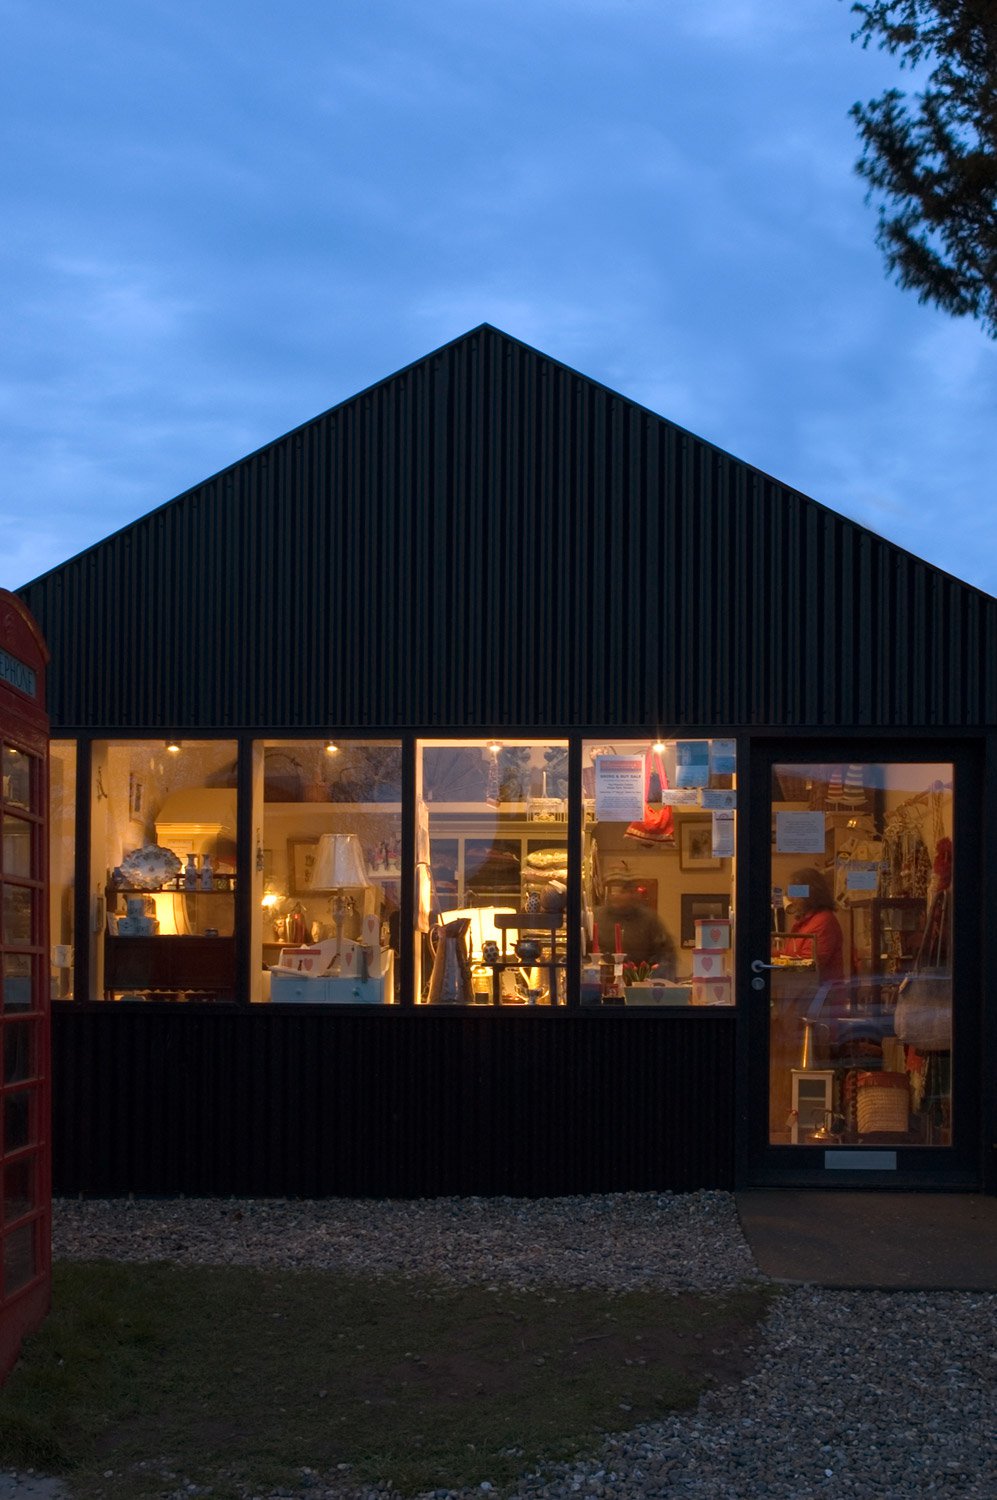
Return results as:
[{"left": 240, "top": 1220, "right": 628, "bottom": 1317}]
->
[{"left": 848, "top": 1, "right": 997, "bottom": 336}]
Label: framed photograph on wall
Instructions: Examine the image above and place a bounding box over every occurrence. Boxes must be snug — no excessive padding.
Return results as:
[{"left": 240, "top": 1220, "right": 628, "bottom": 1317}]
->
[
  {"left": 288, "top": 837, "right": 320, "bottom": 895},
  {"left": 680, "top": 893, "right": 731, "bottom": 947},
  {"left": 679, "top": 820, "right": 721, "bottom": 871}
]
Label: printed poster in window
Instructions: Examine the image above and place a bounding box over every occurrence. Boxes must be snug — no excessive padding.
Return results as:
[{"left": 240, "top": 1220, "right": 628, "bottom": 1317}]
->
[
  {"left": 595, "top": 756, "right": 646, "bottom": 822},
  {"left": 775, "top": 811, "right": 826, "bottom": 854}
]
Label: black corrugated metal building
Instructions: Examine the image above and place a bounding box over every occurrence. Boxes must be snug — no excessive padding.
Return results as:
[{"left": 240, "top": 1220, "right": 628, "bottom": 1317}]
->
[{"left": 18, "top": 325, "right": 997, "bottom": 1197}]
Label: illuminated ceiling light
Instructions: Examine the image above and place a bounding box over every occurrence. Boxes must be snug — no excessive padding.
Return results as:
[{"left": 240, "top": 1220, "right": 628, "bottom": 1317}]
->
[
  {"left": 165, "top": 738, "right": 182, "bottom": 755},
  {"left": 324, "top": 740, "right": 340, "bottom": 756},
  {"left": 652, "top": 739, "right": 667, "bottom": 755},
  {"left": 486, "top": 739, "right": 502, "bottom": 755}
]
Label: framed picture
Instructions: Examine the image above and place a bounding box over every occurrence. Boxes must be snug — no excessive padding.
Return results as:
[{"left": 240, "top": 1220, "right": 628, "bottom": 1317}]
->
[
  {"left": 680, "top": 893, "right": 731, "bottom": 948},
  {"left": 679, "top": 820, "right": 721, "bottom": 870},
  {"left": 288, "top": 837, "right": 320, "bottom": 895}
]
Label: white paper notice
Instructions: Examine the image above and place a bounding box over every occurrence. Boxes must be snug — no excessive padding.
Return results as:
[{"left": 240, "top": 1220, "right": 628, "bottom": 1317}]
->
[
  {"left": 775, "top": 810, "right": 826, "bottom": 854},
  {"left": 595, "top": 755, "right": 646, "bottom": 821},
  {"left": 660, "top": 788, "right": 700, "bottom": 806},
  {"left": 845, "top": 861, "right": 880, "bottom": 891},
  {"left": 712, "top": 809, "right": 735, "bottom": 857}
]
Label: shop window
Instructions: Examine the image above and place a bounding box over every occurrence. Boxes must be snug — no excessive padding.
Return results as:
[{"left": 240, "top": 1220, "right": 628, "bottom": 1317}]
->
[
  {"left": 258, "top": 740, "right": 402, "bottom": 1004},
  {"left": 49, "top": 741, "right": 76, "bottom": 1000},
  {"left": 94, "top": 740, "right": 238, "bottom": 1002},
  {"left": 581, "top": 739, "right": 736, "bottom": 1005},
  {"left": 415, "top": 739, "right": 569, "bottom": 1005}
]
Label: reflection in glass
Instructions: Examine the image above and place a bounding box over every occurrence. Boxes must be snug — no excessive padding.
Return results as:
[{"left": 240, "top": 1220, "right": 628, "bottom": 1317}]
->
[
  {"left": 1, "top": 747, "right": 32, "bottom": 811},
  {"left": 769, "top": 762, "right": 953, "bottom": 1148}
]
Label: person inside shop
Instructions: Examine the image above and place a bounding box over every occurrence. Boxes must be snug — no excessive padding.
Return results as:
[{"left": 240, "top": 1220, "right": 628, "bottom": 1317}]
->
[
  {"left": 596, "top": 880, "right": 677, "bottom": 977},
  {"left": 783, "top": 867, "right": 844, "bottom": 982}
]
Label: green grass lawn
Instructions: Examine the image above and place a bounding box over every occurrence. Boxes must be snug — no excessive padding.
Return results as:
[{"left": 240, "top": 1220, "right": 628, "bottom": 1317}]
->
[{"left": 0, "top": 1261, "right": 772, "bottom": 1499}]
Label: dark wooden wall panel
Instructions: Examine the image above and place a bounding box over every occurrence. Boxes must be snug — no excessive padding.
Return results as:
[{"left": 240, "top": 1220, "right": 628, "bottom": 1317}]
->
[{"left": 51, "top": 1007, "right": 736, "bottom": 1198}]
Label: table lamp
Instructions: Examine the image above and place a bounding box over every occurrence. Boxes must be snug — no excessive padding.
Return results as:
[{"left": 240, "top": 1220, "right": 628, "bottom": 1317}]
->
[{"left": 310, "top": 833, "right": 370, "bottom": 955}]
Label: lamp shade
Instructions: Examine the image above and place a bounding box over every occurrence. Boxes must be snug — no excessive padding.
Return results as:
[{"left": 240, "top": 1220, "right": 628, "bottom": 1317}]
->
[{"left": 310, "top": 833, "right": 369, "bottom": 890}]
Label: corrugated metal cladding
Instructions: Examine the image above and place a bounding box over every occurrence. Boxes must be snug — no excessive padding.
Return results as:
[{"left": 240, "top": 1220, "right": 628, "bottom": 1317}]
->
[
  {"left": 51, "top": 1007, "right": 736, "bottom": 1196},
  {"left": 20, "top": 324, "right": 997, "bottom": 731}
]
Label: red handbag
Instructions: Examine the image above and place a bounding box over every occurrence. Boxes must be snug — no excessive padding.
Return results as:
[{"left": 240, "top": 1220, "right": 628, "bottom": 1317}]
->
[{"left": 626, "top": 752, "right": 675, "bottom": 844}]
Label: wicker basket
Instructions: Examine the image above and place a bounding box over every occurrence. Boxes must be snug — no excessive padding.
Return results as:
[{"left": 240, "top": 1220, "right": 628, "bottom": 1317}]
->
[{"left": 856, "top": 1071, "right": 910, "bottom": 1134}]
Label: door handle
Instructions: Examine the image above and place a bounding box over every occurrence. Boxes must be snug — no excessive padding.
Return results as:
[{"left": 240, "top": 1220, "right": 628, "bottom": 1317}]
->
[{"left": 751, "top": 958, "right": 777, "bottom": 973}]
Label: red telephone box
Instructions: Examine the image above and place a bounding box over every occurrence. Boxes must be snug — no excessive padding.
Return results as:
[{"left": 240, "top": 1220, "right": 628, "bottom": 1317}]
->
[{"left": 0, "top": 590, "right": 51, "bottom": 1380}]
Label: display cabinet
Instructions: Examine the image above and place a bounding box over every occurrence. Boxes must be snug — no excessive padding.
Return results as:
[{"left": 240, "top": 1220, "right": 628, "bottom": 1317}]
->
[{"left": 104, "top": 882, "right": 236, "bottom": 1000}]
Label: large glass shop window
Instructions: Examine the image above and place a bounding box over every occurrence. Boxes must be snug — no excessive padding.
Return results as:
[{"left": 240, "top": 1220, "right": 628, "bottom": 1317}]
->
[
  {"left": 414, "top": 740, "right": 569, "bottom": 1004},
  {"left": 258, "top": 741, "right": 402, "bottom": 1004},
  {"left": 768, "top": 762, "right": 953, "bottom": 1148},
  {"left": 581, "top": 739, "right": 737, "bottom": 1005},
  {"left": 93, "top": 740, "right": 238, "bottom": 1002},
  {"left": 49, "top": 742, "right": 76, "bottom": 1000}
]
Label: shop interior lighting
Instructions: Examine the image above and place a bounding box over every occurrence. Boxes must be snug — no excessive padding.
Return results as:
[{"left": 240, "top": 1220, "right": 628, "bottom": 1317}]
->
[
  {"left": 438, "top": 905, "right": 515, "bottom": 960},
  {"left": 165, "top": 738, "right": 182, "bottom": 755},
  {"left": 652, "top": 739, "right": 667, "bottom": 755},
  {"left": 486, "top": 739, "right": 502, "bottom": 755},
  {"left": 324, "top": 741, "right": 340, "bottom": 756}
]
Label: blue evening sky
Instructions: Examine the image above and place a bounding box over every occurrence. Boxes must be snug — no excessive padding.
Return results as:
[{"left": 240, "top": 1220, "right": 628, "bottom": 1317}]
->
[{"left": 3, "top": 0, "right": 995, "bottom": 594}]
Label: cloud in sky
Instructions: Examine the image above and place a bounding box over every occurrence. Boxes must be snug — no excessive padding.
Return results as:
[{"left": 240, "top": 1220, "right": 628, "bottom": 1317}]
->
[{"left": 1, "top": 0, "right": 995, "bottom": 594}]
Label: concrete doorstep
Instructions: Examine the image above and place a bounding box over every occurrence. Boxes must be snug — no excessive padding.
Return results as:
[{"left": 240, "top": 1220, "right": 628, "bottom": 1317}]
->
[{"left": 736, "top": 1190, "right": 997, "bottom": 1290}]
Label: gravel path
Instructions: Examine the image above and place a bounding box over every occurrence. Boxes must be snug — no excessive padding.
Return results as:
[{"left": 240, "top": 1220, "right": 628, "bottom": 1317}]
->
[{"left": 2, "top": 1194, "right": 993, "bottom": 1499}]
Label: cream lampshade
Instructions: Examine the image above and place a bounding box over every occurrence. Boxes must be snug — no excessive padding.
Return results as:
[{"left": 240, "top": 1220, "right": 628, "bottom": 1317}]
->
[
  {"left": 311, "top": 833, "right": 369, "bottom": 890},
  {"left": 310, "top": 834, "right": 370, "bottom": 955}
]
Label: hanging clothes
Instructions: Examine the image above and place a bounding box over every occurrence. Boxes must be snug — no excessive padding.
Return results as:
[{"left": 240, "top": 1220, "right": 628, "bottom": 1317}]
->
[
  {"left": 881, "top": 820, "right": 931, "bottom": 899},
  {"left": 625, "top": 750, "right": 675, "bottom": 844}
]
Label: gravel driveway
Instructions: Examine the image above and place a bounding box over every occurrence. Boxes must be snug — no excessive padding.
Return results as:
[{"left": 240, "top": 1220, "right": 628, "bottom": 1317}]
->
[{"left": 1, "top": 1193, "right": 992, "bottom": 1499}]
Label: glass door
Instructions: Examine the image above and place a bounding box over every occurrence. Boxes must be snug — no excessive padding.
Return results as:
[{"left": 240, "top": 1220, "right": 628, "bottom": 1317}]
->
[{"left": 747, "top": 744, "right": 980, "bottom": 1186}]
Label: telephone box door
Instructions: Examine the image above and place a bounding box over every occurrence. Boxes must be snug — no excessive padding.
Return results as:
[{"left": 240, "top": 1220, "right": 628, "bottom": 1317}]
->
[{"left": 0, "top": 591, "right": 51, "bottom": 1379}]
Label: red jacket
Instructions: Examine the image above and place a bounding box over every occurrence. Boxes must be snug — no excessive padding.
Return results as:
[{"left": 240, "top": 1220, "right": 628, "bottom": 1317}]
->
[{"left": 787, "top": 909, "right": 844, "bottom": 982}]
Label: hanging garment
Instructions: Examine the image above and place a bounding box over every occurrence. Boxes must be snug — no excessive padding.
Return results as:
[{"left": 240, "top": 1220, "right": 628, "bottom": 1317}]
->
[{"left": 626, "top": 751, "right": 675, "bottom": 844}]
